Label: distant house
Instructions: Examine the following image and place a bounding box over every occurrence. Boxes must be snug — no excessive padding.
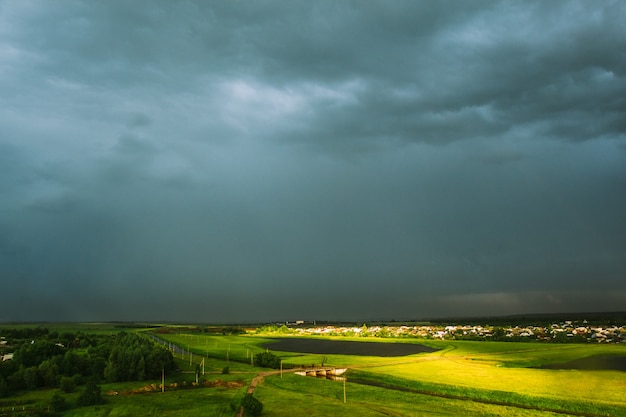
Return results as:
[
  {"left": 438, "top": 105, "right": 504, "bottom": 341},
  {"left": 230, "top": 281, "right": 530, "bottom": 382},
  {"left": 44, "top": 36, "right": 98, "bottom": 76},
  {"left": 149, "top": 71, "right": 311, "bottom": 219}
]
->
[{"left": 1, "top": 353, "right": 13, "bottom": 361}]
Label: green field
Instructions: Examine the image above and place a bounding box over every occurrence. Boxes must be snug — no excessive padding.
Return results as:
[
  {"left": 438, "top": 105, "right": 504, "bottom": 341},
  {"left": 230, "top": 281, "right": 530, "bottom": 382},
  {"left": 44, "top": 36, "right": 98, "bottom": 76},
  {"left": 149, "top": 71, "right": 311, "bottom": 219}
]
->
[
  {"left": 2, "top": 325, "right": 625, "bottom": 416},
  {"left": 1, "top": 381, "right": 247, "bottom": 417},
  {"left": 153, "top": 332, "right": 626, "bottom": 417}
]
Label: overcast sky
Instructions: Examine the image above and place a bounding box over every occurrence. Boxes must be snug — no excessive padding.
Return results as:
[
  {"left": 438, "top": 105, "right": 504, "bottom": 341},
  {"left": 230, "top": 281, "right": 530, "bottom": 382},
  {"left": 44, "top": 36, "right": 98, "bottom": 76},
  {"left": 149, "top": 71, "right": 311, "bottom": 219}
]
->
[{"left": 1, "top": 1, "right": 625, "bottom": 323}]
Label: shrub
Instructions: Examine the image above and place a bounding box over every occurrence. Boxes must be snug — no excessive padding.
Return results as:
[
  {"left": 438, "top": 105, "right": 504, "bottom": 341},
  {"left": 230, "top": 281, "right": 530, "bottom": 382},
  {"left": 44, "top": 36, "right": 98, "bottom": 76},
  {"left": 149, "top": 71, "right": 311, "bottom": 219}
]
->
[
  {"left": 0, "top": 375, "right": 8, "bottom": 398},
  {"left": 77, "top": 380, "right": 104, "bottom": 406},
  {"left": 59, "top": 376, "right": 76, "bottom": 393},
  {"left": 242, "top": 393, "right": 263, "bottom": 416},
  {"left": 50, "top": 393, "right": 69, "bottom": 412},
  {"left": 254, "top": 352, "right": 280, "bottom": 369}
]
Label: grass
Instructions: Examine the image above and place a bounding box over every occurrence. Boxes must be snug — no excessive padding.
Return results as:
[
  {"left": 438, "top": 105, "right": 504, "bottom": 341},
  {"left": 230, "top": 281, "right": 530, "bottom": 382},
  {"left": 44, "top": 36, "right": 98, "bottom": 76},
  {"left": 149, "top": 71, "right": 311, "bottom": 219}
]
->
[
  {"left": 157, "top": 333, "right": 626, "bottom": 415},
  {"left": 348, "top": 369, "right": 626, "bottom": 417},
  {"left": 64, "top": 386, "right": 245, "bottom": 417},
  {"left": 353, "top": 341, "right": 626, "bottom": 416},
  {"left": 255, "top": 373, "right": 568, "bottom": 417},
  {"left": 155, "top": 333, "right": 626, "bottom": 414},
  {"left": 3, "top": 325, "right": 626, "bottom": 416},
  {"left": 0, "top": 375, "right": 249, "bottom": 417},
  {"left": 155, "top": 333, "right": 276, "bottom": 372}
]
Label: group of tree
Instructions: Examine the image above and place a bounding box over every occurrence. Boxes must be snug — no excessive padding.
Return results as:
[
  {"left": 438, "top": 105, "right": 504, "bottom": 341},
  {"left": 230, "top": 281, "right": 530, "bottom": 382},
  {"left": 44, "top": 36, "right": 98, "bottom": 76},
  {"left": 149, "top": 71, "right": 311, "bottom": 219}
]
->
[
  {"left": 254, "top": 325, "right": 292, "bottom": 335},
  {"left": 103, "top": 332, "right": 175, "bottom": 382},
  {"left": 0, "top": 330, "right": 174, "bottom": 401}
]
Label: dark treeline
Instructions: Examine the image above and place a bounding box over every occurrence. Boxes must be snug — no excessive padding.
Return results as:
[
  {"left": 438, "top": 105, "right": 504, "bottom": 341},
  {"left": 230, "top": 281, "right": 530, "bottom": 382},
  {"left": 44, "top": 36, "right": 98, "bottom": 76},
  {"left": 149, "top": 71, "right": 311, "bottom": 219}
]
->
[
  {"left": 0, "top": 330, "right": 174, "bottom": 398},
  {"left": 154, "top": 326, "right": 246, "bottom": 335},
  {"left": 103, "top": 332, "right": 175, "bottom": 382}
]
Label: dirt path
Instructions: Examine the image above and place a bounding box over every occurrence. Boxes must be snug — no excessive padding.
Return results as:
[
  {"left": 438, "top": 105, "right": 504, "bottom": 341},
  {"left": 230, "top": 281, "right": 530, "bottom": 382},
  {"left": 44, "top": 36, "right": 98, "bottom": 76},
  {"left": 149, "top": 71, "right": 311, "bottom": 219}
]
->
[{"left": 246, "top": 370, "right": 281, "bottom": 394}]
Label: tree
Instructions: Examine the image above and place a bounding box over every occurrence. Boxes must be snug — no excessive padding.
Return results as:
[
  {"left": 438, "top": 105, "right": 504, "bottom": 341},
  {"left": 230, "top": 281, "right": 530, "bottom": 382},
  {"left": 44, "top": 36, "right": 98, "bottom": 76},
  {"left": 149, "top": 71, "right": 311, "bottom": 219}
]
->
[
  {"left": 0, "top": 375, "right": 8, "bottom": 398},
  {"left": 50, "top": 393, "right": 69, "bottom": 413},
  {"left": 103, "top": 360, "right": 118, "bottom": 382},
  {"left": 77, "top": 380, "right": 104, "bottom": 406},
  {"left": 61, "top": 351, "right": 80, "bottom": 376},
  {"left": 254, "top": 352, "right": 280, "bottom": 369},
  {"left": 241, "top": 393, "right": 263, "bottom": 416},
  {"left": 137, "top": 356, "right": 146, "bottom": 381},
  {"left": 375, "top": 327, "right": 390, "bottom": 338},
  {"left": 492, "top": 327, "right": 506, "bottom": 341},
  {"left": 59, "top": 376, "right": 76, "bottom": 393},
  {"left": 14, "top": 341, "right": 65, "bottom": 368},
  {"left": 23, "top": 366, "right": 41, "bottom": 389},
  {"left": 38, "top": 360, "right": 60, "bottom": 387},
  {"left": 553, "top": 331, "right": 569, "bottom": 343}
]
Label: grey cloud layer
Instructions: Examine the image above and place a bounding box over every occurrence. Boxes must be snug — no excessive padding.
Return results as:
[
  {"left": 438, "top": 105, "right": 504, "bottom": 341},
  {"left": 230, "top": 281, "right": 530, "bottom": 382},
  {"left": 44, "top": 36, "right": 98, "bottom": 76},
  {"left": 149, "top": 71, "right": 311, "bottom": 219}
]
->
[
  {"left": 1, "top": 1, "right": 625, "bottom": 322},
  {"left": 5, "top": 1, "right": 625, "bottom": 147}
]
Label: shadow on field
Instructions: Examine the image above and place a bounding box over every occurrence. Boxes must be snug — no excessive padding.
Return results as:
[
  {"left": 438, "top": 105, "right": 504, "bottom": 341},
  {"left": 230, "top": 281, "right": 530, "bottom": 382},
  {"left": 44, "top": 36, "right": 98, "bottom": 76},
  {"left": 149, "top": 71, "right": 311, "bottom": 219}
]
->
[{"left": 534, "top": 355, "right": 626, "bottom": 372}]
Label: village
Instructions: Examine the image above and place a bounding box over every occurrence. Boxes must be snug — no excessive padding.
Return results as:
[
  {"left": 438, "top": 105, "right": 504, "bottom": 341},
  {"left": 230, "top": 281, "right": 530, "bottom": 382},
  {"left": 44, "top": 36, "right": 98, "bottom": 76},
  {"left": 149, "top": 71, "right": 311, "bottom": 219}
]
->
[{"left": 284, "top": 320, "right": 626, "bottom": 344}]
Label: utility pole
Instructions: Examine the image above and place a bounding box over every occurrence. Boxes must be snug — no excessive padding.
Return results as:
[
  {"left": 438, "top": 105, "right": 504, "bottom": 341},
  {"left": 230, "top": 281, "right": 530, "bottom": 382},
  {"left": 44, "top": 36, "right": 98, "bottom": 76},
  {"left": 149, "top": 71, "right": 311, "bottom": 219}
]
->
[
  {"left": 280, "top": 360, "right": 283, "bottom": 379},
  {"left": 161, "top": 368, "right": 165, "bottom": 393},
  {"left": 343, "top": 378, "right": 346, "bottom": 404}
]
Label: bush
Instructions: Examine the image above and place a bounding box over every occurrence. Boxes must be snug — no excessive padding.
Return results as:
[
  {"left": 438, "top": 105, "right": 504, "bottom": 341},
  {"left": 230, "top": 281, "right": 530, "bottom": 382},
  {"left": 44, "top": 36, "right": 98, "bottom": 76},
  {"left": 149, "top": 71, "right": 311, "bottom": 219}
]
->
[
  {"left": 50, "top": 393, "right": 69, "bottom": 412},
  {"left": 59, "top": 376, "right": 76, "bottom": 393},
  {"left": 0, "top": 375, "right": 8, "bottom": 398},
  {"left": 221, "top": 366, "right": 230, "bottom": 374},
  {"left": 77, "top": 380, "right": 104, "bottom": 406},
  {"left": 254, "top": 352, "right": 280, "bottom": 369},
  {"left": 241, "top": 393, "right": 263, "bottom": 416}
]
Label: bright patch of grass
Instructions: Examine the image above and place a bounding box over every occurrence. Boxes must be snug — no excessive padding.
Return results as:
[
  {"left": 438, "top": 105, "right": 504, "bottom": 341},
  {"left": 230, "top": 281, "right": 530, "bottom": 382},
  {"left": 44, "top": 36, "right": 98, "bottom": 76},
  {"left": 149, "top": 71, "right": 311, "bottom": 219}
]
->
[
  {"left": 256, "top": 373, "right": 567, "bottom": 417},
  {"left": 349, "top": 369, "right": 626, "bottom": 417}
]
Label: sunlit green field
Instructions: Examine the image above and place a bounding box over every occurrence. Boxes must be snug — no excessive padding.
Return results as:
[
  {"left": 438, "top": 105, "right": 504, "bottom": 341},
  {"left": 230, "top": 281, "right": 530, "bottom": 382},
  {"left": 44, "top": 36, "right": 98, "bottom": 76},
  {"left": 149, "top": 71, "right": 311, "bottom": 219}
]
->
[
  {"left": 255, "top": 374, "right": 569, "bottom": 417},
  {"left": 2, "top": 325, "right": 625, "bottom": 416},
  {"left": 155, "top": 332, "right": 626, "bottom": 416},
  {"left": 363, "top": 341, "right": 626, "bottom": 402}
]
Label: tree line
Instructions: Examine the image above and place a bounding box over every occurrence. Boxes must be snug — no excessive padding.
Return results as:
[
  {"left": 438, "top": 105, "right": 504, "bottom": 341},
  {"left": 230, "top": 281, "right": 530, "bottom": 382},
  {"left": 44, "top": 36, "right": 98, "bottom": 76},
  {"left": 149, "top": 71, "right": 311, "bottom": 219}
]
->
[{"left": 0, "top": 330, "right": 175, "bottom": 399}]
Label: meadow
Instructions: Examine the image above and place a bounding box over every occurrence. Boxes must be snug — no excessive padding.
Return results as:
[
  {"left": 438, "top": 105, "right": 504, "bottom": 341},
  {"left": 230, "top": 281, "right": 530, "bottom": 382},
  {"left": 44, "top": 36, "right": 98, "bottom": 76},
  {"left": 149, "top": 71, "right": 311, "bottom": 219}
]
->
[
  {"left": 155, "top": 331, "right": 626, "bottom": 417},
  {"left": 1, "top": 324, "right": 625, "bottom": 416}
]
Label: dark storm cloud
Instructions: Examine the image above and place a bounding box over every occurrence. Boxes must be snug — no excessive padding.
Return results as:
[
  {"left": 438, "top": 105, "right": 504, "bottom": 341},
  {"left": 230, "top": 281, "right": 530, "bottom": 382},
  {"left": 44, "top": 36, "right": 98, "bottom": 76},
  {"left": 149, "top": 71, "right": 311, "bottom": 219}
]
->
[{"left": 1, "top": 0, "right": 625, "bottom": 322}]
